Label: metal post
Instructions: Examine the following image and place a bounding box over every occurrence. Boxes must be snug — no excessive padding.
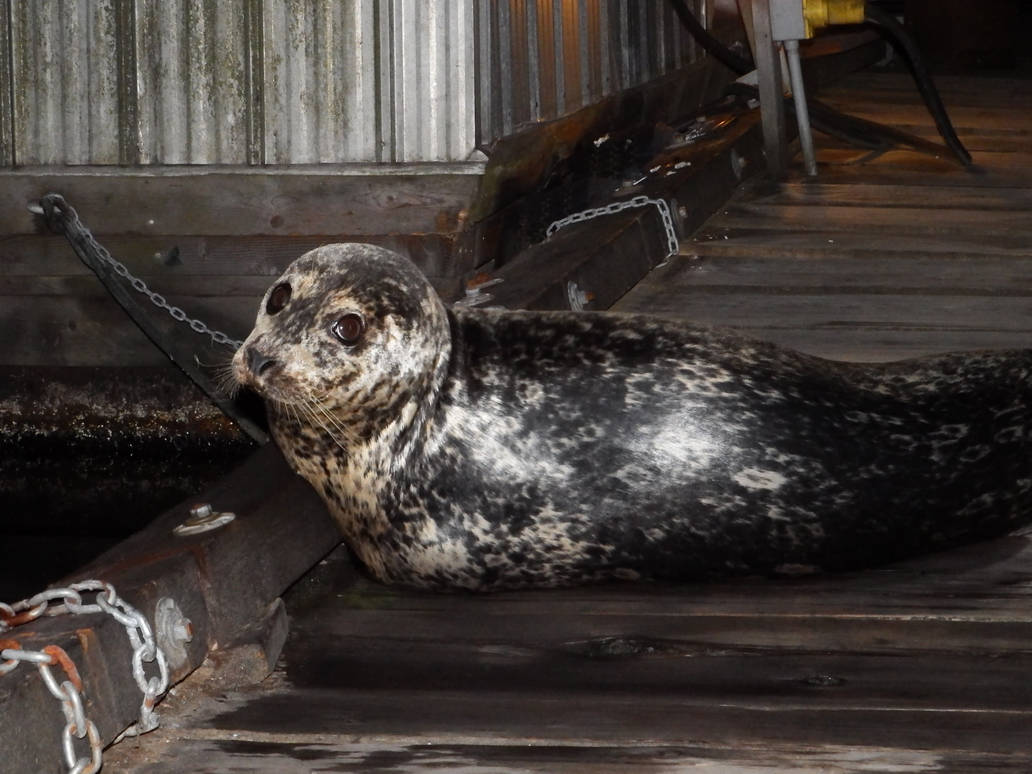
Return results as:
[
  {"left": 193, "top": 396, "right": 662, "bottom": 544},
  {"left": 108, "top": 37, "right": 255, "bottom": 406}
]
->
[
  {"left": 784, "top": 38, "right": 818, "bottom": 176},
  {"left": 749, "top": 0, "right": 787, "bottom": 178}
]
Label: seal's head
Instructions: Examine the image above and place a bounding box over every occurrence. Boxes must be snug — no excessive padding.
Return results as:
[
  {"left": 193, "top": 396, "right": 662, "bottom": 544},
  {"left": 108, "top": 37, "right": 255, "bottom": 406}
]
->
[{"left": 233, "top": 243, "right": 451, "bottom": 442}]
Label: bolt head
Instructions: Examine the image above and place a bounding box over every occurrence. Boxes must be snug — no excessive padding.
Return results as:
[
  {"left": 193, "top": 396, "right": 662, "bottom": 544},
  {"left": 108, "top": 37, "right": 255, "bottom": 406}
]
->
[{"left": 189, "top": 503, "right": 213, "bottom": 520}]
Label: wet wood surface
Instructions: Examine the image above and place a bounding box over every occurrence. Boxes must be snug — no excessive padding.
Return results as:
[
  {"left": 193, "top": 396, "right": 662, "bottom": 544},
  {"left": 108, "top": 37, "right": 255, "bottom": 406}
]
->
[
  {"left": 615, "top": 74, "right": 1032, "bottom": 362},
  {"left": 103, "top": 72, "right": 1032, "bottom": 772},
  {"left": 104, "top": 532, "right": 1032, "bottom": 773}
]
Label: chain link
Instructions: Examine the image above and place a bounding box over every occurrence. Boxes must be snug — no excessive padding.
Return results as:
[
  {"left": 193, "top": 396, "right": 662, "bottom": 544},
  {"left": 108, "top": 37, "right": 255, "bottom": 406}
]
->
[
  {"left": 546, "top": 195, "right": 680, "bottom": 258},
  {"left": 1, "top": 580, "right": 171, "bottom": 773},
  {"left": 40, "top": 196, "right": 243, "bottom": 350}
]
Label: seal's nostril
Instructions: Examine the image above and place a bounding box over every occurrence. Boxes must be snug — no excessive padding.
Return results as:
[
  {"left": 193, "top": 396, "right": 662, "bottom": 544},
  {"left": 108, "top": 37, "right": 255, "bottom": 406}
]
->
[{"left": 246, "top": 347, "right": 278, "bottom": 376}]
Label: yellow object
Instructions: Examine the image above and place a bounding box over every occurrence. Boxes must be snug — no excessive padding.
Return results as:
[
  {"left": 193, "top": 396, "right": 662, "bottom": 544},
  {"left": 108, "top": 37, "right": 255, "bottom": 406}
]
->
[{"left": 801, "top": 0, "right": 866, "bottom": 37}]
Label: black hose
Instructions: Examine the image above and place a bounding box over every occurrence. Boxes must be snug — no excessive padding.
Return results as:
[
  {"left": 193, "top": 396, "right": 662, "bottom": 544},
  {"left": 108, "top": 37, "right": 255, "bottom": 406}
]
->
[
  {"left": 666, "top": 0, "right": 972, "bottom": 167},
  {"left": 726, "top": 81, "right": 946, "bottom": 156},
  {"left": 864, "top": 4, "right": 972, "bottom": 166},
  {"left": 666, "top": 0, "right": 752, "bottom": 75}
]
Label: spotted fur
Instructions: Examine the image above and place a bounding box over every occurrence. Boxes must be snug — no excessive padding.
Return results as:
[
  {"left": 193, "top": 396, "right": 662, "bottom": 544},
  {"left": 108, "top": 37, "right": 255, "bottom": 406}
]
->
[{"left": 234, "top": 243, "right": 1032, "bottom": 590}]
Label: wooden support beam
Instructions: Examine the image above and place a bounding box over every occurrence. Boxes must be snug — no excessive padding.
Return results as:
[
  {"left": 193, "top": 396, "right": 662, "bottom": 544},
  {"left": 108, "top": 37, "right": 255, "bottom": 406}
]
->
[
  {"left": 0, "top": 165, "right": 483, "bottom": 237},
  {"left": 0, "top": 443, "right": 339, "bottom": 773},
  {"left": 472, "top": 112, "right": 764, "bottom": 312}
]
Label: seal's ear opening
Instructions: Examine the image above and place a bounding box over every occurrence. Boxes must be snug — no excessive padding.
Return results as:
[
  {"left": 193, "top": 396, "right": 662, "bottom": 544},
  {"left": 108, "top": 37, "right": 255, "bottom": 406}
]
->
[
  {"left": 331, "top": 313, "right": 365, "bottom": 346},
  {"left": 266, "top": 283, "right": 292, "bottom": 315}
]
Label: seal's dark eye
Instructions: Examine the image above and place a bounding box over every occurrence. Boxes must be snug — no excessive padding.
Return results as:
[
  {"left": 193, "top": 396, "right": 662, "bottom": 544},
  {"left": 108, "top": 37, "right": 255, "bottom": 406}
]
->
[
  {"left": 331, "top": 313, "right": 365, "bottom": 346},
  {"left": 266, "top": 283, "right": 291, "bottom": 315}
]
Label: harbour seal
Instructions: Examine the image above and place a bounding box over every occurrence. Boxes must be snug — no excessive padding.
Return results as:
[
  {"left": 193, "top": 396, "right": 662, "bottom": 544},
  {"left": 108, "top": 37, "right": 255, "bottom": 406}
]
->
[{"left": 233, "top": 243, "right": 1032, "bottom": 590}]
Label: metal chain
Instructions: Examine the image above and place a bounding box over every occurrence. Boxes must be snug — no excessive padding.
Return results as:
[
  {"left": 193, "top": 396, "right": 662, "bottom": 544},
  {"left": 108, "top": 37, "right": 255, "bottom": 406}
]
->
[
  {"left": 1, "top": 580, "right": 171, "bottom": 773},
  {"left": 32, "top": 197, "right": 243, "bottom": 350},
  {"left": 546, "top": 195, "right": 680, "bottom": 258}
]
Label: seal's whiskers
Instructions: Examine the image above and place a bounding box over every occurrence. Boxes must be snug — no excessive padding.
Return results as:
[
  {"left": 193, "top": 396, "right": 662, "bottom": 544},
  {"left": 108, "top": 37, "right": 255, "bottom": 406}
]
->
[
  {"left": 299, "top": 395, "right": 350, "bottom": 452},
  {"left": 212, "top": 361, "right": 242, "bottom": 399}
]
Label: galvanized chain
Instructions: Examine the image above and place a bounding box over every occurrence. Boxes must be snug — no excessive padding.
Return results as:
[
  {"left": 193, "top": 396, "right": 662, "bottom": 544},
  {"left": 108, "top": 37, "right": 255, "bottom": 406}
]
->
[
  {"left": 546, "top": 195, "right": 680, "bottom": 258},
  {"left": 1, "top": 580, "right": 171, "bottom": 773},
  {"left": 31, "top": 196, "right": 243, "bottom": 350}
]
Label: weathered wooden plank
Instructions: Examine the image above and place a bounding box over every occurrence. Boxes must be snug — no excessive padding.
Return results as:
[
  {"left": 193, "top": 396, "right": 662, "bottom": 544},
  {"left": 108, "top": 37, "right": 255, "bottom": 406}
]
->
[
  {"left": 0, "top": 233, "right": 461, "bottom": 281},
  {"left": 80, "top": 443, "right": 340, "bottom": 642},
  {"left": 0, "top": 272, "right": 460, "bottom": 300},
  {"left": 0, "top": 278, "right": 456, "bottom": 367},
  {"left": 759, "top": 182, "right": 1032, "bottom": 211},
  {"left": 819, "top": 73, "right": 1032, "bottom": 105},
  {"left": 614, "top": 292, "right": 1032, "bottom": 333},
  {"left": 260, "top": 531, "right": 1032, "bottom": 655},
  {"left": 0, "top": 274, "right": 279, "bottom": 298},
  {"left": 98, "top": 556, "right": 1032, "bottom": 771},
  {"left": 703, "top": 329, "right": 1032, "bottom": 362},
  {"left": 689, "top": 228, "right": 1031, "bottom": 258},
  {"left": 194, "top": 689, "right": 1032, "bottom": 754},
  {"left": 477, "top": 115, "right": 766, "bottom": 312},
  {"left": 102, "top": 738, "right": 1032, "bottom": 773},
  {"left": 60, "top": 530, "right": 1032, "bottom": 772},
  {"left": 595, "top": 319, "right": 1032, "bottom": 361},
  {"left": 266, "top": 639, "right": 1032, "bottom": 718},
  {"left": 134, "top": 630, "right": 1032, "bottom": 756},
  {"left": 0, "top": 231, "right": 463, "bottom": 367},
  {"left": 634, "top": 254, "right": 1032, "bottom": 293},
  {"left": 812, "top": 130, "right": 1031, "bottom": 155},
  {"left": 0, "top": 166, "right": 483, "bottom": 236},
  {"left": 707, "top": 203, "right": 1032, "bottom": 238},
  {"left": 481, "top": 208, "right": 670, "bottom": 312},
  {"left": 808, "top": 102, "right": 1032, "bottom": 132},
  {"left": 0, "top": 295, "right": 256, "bottom": 367},
  {"left": 810, "top": 149, "right": 1032, "bottom": 187}
]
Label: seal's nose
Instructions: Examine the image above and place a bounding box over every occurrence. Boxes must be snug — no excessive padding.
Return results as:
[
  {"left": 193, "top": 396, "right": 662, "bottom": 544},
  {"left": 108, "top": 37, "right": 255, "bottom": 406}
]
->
[{"left": 246, "top": 347, "right": 278, "bottom": 376}]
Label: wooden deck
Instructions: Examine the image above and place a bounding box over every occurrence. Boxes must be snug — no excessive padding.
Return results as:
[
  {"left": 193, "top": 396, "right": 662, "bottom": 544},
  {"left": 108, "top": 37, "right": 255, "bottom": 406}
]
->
[
  {"left": 105, "top": 72, "right": 1032, "bottom": 772},
  {"left": 616, "top": 73, "right": 1032, "bottom": 361}
]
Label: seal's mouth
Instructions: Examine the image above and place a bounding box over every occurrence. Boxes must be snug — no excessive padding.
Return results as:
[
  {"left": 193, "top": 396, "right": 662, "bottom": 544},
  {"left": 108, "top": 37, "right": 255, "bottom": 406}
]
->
[
  {"left": 231, "top": 344, "right": 281, "bottom": 399},
  {"left": 231, "top": 344, "right": 327, "bottom": 411}
]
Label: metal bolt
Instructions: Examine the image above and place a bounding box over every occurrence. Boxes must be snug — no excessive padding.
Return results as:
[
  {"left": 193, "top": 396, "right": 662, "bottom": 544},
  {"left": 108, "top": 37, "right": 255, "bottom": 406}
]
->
[
  {"left": 155, "top": 598, "right": 192, "bottom": 671},
  {"left": 566, "top": 281, "right": 594, "bottom": 312},
  {"left": 455, "top": 275, "right": 504, "bottom": 308},
  {"left": 173, "top": 620, "right": 193, "bottom": 641},
  {"left": 190, "top": 503, "right": 213, "bottom": 519},
  {"left": 174, "top": 503, "right": 236, "bottom": 537},
  {"left": 730, "top": 149, "right": 747, "bottom": 181}
]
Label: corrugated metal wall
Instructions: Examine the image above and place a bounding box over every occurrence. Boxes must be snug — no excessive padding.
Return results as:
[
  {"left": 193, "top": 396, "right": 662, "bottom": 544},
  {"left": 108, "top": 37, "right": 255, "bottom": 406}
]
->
[
  {"left": 476, "top": 0, "right": 703, "bottom": 144},
  {"left": 0, "top": 0, "right": 706, "bottom": 166}
]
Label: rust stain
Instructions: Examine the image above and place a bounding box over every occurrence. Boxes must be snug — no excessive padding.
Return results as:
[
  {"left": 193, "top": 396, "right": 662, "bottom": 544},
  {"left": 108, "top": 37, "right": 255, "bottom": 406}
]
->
[
  {"left": 43, "top": 644, "right": 84, "bottom": 691},
  {"left": 434, "top": 208, "right": 461, "bottom": 233},
  {"left": 83, "top": 541, "right": 211, "bottom": 587},
  {"left": 466, "top": 272, "right": 494, "bottom": 290},
  {"left": 2, "top": 606, "right": 45, "bottom": 628},
  {"left": 76, "top": 627, "right": 95, "bottom": 654}
]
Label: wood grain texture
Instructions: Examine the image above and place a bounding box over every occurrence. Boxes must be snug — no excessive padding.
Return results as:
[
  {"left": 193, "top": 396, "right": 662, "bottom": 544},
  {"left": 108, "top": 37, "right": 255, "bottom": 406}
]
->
[
  {"left": 103, "top": 738, "right": 1032, "bottom": 774},
  {"left": 104, "top": 529, "right": 1032, "bottom": 772},
  {"left": 0, "top": 234, "right": 462, "bottom": 366},
  {"left": 0, "top": 166, "right": 482, "bottom": 236},
  {"left": 614, "top": 72, "right": 1032, "bottom": 362}
]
